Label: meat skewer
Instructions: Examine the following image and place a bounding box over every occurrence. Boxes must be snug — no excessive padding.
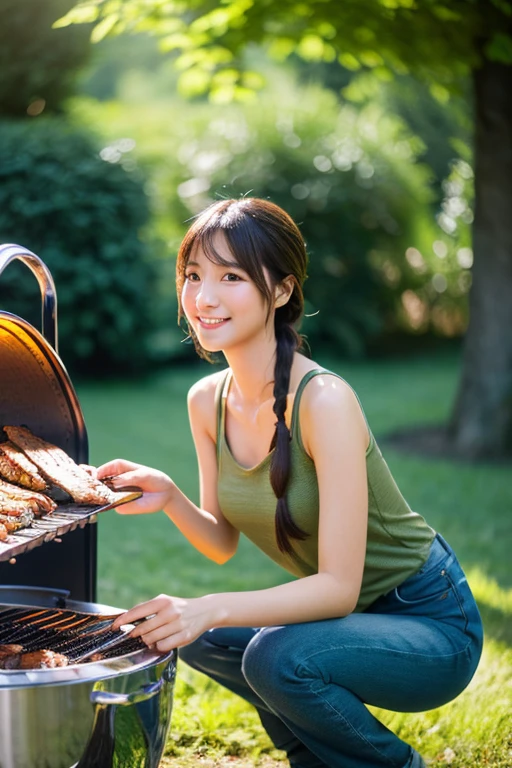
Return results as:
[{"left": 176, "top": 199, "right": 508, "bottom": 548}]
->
[{"left": 0, "top": 522, "right": 7, "bottom": 542}]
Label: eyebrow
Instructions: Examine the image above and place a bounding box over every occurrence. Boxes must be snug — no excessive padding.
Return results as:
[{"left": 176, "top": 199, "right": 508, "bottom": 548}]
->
[{"left": 186, "top": 259, "right": 243, "bottom": 269}]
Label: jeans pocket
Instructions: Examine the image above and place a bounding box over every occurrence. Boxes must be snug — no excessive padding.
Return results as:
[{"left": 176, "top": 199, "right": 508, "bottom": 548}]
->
[
  {"left": 394, "top": 564, "right": 452, "bottom": 607},
  {"left": 441, "top": 567, "right": 472, "bottom": 634}
]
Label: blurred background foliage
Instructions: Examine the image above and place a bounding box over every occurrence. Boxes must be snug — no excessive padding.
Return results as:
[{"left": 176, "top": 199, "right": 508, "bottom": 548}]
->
[
  {"left": 0, "top": 4, "right": 475, "bottom": 372},
  {"left": 0, "top": 119, "right": 155, "bottom": 374},
  {"left": 0, "top": 0, "right": 91, "bottom": 118}
]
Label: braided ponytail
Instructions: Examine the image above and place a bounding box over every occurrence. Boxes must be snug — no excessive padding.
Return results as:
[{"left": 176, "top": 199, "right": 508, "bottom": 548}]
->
[
  {"left": 269, "top": 319, "right": 309, "bottom": 555},
  {"left": 176, "top": 197, "right": 310, "bottom": 555}
]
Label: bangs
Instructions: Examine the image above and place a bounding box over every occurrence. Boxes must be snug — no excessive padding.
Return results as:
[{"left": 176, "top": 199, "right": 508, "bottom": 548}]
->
[{"left": 178, "top": 202, "right": 273, "bottom": 304}]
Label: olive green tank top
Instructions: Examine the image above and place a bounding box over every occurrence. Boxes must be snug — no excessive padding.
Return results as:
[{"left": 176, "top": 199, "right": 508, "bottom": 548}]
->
[{"left": 216, "top": 368, "right": 436, "bottom": 611}]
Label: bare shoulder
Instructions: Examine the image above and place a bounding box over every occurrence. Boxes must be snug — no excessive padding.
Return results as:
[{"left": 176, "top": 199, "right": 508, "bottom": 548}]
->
[
  {"left": 187, "top": 369, "right": 228, "bottom": 438},
  {"left": 301, "top": 371, "right": 361, "bottom": 411},
  {"left": 188, "top": 368, "right": 227, "bottom": 404},
  {"left": 299, "top": 372, "right": 369, "bottom": 452}
]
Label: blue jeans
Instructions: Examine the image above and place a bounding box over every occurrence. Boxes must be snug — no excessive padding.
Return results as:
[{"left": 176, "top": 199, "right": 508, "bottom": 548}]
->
[{"left": 179, "top": 534, "right": 483, "bottom": 768}]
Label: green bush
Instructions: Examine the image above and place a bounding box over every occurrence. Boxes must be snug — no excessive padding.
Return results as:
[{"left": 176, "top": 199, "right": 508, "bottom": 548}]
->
[{"left": 0, "top": 118, "right": 156, "bottom": 375}]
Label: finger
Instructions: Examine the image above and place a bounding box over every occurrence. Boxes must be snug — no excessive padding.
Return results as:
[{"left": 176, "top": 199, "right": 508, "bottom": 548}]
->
[
  {"left": 129, "top": 614, "right": 164, "bottom": 638},
  {"left": 156, "top": 631, "right": 191, "bottom": 651},
  {"left": 111, "top": 611, "right": 129, "bottom": 630},
  {"left": 115, "top": 497, "right": 153, "bottom": 516},
  {"left": 106, "top": 469, "right": 143, "bottom": 490},
  {"left": 136, "top": 623, "right": 180, "bottom": 646},
  {"left": 97, "top": 459, "right": 139, "bottom": 479},
  {"left": 112, "top": 598, "right": 167, "bottom": 629}
]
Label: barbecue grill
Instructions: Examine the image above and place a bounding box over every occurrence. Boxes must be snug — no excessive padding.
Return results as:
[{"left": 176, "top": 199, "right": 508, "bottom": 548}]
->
[{"left": 0, "top": 244, "right": 176, "bottom": 768}]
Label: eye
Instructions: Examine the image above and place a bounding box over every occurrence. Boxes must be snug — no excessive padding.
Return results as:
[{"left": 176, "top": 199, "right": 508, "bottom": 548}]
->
[
  {"left": 185, "top": 271, "right": 200, "bottom": 282},
  {"left": 223, "top": 272, "right": 243, "bottom": 282}
]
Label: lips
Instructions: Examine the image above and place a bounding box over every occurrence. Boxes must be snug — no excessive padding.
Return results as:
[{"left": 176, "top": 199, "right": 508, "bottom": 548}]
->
[{"left": 197, "top": 317, "right": 229, "bottom": 329}]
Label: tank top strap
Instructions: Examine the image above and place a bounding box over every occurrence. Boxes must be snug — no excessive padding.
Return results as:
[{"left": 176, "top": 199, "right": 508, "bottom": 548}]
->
[
  {"left": 214, "top": 368, "right": 232, "bottom": 461},
  {"left": 290, "top": 368, "right": 373, "bottom": 450}
]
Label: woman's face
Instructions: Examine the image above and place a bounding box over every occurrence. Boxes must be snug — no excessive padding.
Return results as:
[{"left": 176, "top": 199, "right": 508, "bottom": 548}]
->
[{"left": 181, "top": 232, "right": 274, "bottom": 354}]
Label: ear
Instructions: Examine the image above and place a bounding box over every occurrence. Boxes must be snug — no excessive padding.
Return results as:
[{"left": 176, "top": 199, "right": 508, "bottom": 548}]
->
[{"left": 274, "top": 276, "right": 295, "bottom": 308}]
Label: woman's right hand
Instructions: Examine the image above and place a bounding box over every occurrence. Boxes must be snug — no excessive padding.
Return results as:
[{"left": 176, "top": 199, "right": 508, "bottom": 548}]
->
[{"left": 96, "top": 459, "right": 175, "bottom": 515}]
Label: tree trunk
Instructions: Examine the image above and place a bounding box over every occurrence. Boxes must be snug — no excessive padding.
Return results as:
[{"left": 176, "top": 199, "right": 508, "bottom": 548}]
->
[{"left": 449, "top": 59, "right": 512, "bottom": 458}]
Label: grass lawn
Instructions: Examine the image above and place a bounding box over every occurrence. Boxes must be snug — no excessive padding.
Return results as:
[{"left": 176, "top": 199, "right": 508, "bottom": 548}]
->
[{"left": 77, "top": 351, "right": 512, "bottom": 768}]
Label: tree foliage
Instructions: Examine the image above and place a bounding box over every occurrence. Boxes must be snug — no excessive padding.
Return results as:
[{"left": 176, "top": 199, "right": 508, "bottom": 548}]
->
[
  {"left": 57, "top": 0, "right": 512, "bottom": 101},
  {"left": 0, "top": 119, "right": 155, "bottom": 374},
  {"left": 0, "top": 0, "right": 92, "bottom": 116},
  {"left": 58, "top": 0, "right": 512, "bottom": 456}
]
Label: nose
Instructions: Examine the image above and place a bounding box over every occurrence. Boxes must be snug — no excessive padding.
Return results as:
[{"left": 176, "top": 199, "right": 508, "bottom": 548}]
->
[{"left": 195, "top": 278, "right": 220, "bottom": 310}]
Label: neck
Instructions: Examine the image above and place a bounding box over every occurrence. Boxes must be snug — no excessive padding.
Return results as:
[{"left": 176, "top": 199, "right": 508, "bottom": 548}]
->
[{"left": 224, "top": 334, "right": 279, "bottom": 405}]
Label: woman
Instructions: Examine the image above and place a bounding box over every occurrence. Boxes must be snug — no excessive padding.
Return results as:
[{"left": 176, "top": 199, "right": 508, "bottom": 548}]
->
[{"left": 99, "top": 197, "right": 483, "bottom": 768}]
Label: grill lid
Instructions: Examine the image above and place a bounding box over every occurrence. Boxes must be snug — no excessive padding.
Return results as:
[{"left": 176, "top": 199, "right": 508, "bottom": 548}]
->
[
  {"left": 0, "top": 243, "right": 87, "bottom": 463},
  {"left": 0, "top": 244, "right": 142, "bottom": 566}
]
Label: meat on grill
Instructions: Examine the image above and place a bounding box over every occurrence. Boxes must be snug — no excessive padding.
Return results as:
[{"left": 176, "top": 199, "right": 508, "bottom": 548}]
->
[
  {"left": 0, "top": 480, "right": 54, "bottom": 536},
  {"left": 0, "top": 645, "right": 69, "bottom": 669},
  {"left": 0, "top": 509, "right": 35, "bottom": 531},
  {"left": 0, "top": 496, "right": 36, "bottom": 516},
  {"left": 0, "top": 480, "right": 56, "bottom": 514},
  {"left": 19, "top": 650, "right": 69, "bottom": 669},
  {"left": 0, "top": 442, "right": 48, "bottom": 491},
  {"left": 4, "top": 426, "right": 117, "bottom": 505},
  {"left": 0, "top": 644, "right": 23, "bottom": 669}
]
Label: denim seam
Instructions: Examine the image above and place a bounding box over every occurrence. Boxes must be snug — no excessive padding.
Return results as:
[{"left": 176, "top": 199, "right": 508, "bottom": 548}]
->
[
  {"left": 442, "top": 570, "right": 469, "bottom": 633},
  {"left": 303, "top": 676, "right": 402, "bottom": 768},
  {"left": 296, "top": 637, "right": 473, "bottom": 669}
]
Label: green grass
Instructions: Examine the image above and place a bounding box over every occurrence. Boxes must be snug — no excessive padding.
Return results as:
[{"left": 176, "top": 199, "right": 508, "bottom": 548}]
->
[{"left": 76, "top": 352, "right": 512, "bottom": 768}]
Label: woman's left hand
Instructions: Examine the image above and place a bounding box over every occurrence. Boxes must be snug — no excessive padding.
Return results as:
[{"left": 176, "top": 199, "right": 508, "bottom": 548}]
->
[{"left": 112, "top": 593, "right": 220, "bottom": 651}]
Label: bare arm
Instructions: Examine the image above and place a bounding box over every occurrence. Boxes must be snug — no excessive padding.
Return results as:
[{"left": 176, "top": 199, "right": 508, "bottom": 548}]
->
[
  {"left": 97, "top": 372, "right": 239, "bottom": 564},
  {"left": 114, "top": 376, "right": 370, "bottom": 649}
]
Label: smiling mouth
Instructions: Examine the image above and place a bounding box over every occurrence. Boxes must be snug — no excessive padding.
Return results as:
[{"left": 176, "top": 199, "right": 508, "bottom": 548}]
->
[{"left": 198, "top": 317, "right": 228, "bottom": 325}]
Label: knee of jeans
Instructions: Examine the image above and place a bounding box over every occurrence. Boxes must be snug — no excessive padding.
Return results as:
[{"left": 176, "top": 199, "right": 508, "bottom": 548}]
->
[{"left": 242, "top": 626, "right": 298, "bottom": 697}]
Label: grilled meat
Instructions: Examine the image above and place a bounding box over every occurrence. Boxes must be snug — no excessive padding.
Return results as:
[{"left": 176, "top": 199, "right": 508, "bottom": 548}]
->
[
  {"left": 0, "top": 442, "right": 48, "bottom": 491},
  {"left": 0, "top": 647, "right": 69, "bottom": 669},
  {"left": 4, "top": 426, "right": 117, "bottom": 505},
  {"left": 19, "top": 650, "right": 69, "bottom": 669},
  {"left": 0, "top": 480, "right": 56, "bottom": 515},
  {"left": 0, "top": 644, "right": 24, "bottom": 669},
  {"left": 0, "top": 498, "right": 35, "bottom": 517},
  {"left": 0, "top": 509, "right": 35, "bottom": 531},
  {"left": 0, "top": 522, "right": 7, "bottom": 541}
]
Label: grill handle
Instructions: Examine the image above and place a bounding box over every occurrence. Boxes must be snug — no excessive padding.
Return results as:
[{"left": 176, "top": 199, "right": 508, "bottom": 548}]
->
[
  {"left": 0, "top": 243, "right": 58, "bottom": 351},
  {"left": 90, "top": 675, "right": 172, "bottom": 707}
]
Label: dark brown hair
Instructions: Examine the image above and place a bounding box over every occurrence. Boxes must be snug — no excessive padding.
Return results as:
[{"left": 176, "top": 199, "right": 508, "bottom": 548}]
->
[{"left": 176, "top": 198, "right": 309, "bottom": 555}]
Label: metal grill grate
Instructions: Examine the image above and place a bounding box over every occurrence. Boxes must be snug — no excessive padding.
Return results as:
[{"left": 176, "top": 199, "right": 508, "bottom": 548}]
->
[{"left": 0, "top": 606, "right": 145, "bottom": 664}]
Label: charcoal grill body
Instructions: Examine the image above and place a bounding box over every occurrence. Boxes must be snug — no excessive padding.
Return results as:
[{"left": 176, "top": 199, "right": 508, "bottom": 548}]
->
[
  {"left": 0, "top": 590, "right": 177, "bottom": 768},
  {"left": 0, "top": 244, "right": 96, "bottom": 600},
  {"left": 0, "top": 246, "right": 177, "bottom": 767}
]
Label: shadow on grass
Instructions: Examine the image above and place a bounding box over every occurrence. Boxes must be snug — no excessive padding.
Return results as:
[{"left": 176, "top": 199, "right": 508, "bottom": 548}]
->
[{"left": 476, "top": 599, "right": 512, "bottom": 647}]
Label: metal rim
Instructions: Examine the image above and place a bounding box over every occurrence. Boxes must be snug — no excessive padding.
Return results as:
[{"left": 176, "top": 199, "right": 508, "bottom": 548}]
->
[{"left": 0, "top": 598, "right": 174, "bottom": 688}]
